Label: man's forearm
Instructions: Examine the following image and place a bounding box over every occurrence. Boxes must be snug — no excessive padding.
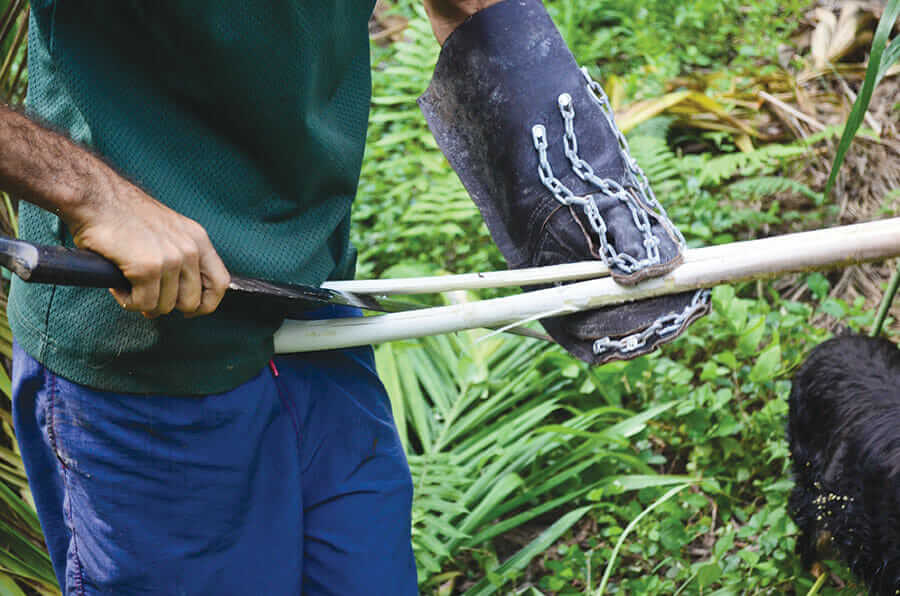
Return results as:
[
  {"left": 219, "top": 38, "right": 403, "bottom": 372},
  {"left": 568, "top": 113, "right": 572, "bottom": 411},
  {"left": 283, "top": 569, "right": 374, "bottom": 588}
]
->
[
  {"left": 422, "top": 0, "right": 503, "bottom": 44},
  {"left": 0, "top": 104, "right": 113, "bottom": 231}
]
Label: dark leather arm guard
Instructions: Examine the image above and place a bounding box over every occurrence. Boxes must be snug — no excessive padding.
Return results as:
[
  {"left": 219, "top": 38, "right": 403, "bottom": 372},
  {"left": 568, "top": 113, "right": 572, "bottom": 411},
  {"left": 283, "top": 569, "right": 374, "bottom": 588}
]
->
[{"left": 418, "top": 0, "right": 709, "bottom": 364}]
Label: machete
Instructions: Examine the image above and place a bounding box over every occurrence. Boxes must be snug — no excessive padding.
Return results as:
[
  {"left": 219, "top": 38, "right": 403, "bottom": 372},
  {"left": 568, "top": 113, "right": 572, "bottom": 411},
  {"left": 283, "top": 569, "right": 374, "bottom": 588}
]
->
[{"left": 0, "top": 235, "right": 421, "bottom": 316}]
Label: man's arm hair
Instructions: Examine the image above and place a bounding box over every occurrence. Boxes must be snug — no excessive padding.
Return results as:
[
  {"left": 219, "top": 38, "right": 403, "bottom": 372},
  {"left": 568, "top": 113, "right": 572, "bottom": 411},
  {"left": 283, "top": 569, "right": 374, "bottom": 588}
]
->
[
  {"left": 422, "top": 0, "right": 503, "bottom": 45},
  {"left": 0, "top": 104, "right": 108, "bottom": 226},
  {"left": 0, "top": 104, "right": 230, "bottom": 317}
]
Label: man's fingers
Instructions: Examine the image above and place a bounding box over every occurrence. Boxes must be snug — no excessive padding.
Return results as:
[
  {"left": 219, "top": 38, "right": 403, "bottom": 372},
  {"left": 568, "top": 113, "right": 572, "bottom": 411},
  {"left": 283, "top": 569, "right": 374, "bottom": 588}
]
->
[
  {"left": 194, "top": 243, "right": 230, "bottom": 316},
  {"left": 103, "top": 222, "right": 227, "bottom": 318},
  {"left": 174, "top": 242, "right": 203, "bottom": 314},
  {"left": 123, "top": 275, "right": 161, "bottom": 314},
  {"left": 153, "top": 261, "right": 181, "bottom": 316},
  {"left": 109, "top": 287, "right": 130, "bottom": 309}
]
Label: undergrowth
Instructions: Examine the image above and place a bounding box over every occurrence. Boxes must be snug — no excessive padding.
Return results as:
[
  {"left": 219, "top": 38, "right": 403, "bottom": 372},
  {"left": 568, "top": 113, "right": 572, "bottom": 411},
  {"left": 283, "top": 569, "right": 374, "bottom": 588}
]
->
[{"left": 354, "top": 1, "right": 892, "bottom": 595}]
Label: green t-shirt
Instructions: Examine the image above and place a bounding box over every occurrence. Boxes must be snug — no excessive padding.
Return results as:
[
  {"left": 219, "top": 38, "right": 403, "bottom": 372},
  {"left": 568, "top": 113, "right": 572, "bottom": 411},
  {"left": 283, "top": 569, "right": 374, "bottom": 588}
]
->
[{"left": 8, "top": 1, "right": 375, "bottom": 394}]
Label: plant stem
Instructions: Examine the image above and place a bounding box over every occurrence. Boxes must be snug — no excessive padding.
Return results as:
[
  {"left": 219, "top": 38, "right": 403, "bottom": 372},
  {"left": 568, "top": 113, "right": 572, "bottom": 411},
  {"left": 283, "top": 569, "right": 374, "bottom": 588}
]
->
[
  {"left": 806, "top": 571, "right": 827, "bottom": 596},
  {"left": 595, "top": 483, "right": 690, "bottom": 596},
  {"left": 871, "top": 263, "right": 900, "bottom": 337}
]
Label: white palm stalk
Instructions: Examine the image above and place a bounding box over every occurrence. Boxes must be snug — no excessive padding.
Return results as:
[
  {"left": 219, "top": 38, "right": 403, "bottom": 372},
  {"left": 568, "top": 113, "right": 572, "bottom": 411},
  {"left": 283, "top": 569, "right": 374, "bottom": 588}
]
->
[{"left": 275, "top": 218, "right": 900, "bottom": 353}]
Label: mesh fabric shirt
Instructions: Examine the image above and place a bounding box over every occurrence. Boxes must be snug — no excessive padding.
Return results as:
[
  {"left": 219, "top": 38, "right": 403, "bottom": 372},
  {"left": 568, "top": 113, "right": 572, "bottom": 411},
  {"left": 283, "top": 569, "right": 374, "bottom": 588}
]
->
[{"left": 8, "top": 1, "right": 375, "bottom": 394}]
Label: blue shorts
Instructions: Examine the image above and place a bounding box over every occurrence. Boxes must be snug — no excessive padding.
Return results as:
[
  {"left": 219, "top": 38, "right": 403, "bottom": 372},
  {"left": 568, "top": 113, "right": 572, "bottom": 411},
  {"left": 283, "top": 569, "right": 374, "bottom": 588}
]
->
[{"left": 12, "top": 323, "right": 417, "bottom": 594}]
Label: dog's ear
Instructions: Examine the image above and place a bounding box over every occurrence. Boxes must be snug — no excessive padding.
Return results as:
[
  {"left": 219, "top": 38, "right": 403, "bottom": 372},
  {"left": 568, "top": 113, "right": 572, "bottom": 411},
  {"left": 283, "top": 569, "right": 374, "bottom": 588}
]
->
[{"left": 833, "top": 324, "right": 853, "bottom": 337}]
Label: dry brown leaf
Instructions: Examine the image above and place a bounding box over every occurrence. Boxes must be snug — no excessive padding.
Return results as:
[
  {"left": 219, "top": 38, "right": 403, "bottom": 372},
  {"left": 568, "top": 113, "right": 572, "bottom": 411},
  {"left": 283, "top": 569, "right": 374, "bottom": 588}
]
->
[
  {"left": 810, "top": 2, "right": 876, "bottom": 69},
  {"left": 830, "top": 2, "right": 866, "bottom": 62},
  {"left": 369, "top": 0, "right": 408, "bottom": 44},
  {"left": 811, "top": 7, "right": 839, "bottom": 68}
]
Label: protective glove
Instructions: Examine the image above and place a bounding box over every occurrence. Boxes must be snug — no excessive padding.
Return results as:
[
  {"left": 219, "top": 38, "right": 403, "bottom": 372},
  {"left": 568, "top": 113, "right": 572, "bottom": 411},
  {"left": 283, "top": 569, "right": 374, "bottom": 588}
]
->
[{"left": 419, "top": 0, "right": 709, "bottom": 364}]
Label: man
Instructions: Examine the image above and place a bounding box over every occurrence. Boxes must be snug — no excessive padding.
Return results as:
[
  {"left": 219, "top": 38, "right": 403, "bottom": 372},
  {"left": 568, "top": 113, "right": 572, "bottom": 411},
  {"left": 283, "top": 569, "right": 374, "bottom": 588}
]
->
[{"left": 1, "top": 1, "right": 705, "bottom": 593}]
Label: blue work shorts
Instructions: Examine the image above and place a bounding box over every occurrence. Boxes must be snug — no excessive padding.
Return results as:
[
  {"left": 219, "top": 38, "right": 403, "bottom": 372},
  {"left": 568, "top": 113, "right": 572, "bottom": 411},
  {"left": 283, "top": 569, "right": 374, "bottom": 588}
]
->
[{"left": 12, "top": 329, "right": 417, "bottom": 594}]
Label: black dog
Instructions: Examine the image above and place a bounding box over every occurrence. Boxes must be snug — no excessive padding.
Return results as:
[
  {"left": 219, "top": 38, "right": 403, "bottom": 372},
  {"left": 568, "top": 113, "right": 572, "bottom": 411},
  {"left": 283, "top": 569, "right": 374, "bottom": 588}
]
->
[{"left": 788, "top": 335, "right": 900, "bottom": 595}]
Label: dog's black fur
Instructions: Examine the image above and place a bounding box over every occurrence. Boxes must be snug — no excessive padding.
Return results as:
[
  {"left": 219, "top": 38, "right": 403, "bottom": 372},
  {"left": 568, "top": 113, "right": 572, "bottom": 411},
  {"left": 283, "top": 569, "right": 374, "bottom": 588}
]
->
[{"left": 788, "top": 335, "right": 900, "bottom": 595}]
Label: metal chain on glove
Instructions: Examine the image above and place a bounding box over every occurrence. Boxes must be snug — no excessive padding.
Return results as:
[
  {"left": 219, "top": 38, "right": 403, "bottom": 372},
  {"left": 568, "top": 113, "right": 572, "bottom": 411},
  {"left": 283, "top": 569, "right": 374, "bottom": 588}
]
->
[
  {"left": 558, "top": 92, "right": 662, "bottom": 272},
  {"left": 532, "top": 125, "right": 659, "bottom": 275},
  {"left": 592, "top": 289, "right": 711, "bottom": 357},
  {"left": 580, "top": 68, "right": 686, "bottom": 248},
  {"left": 531, "top": 69, "right": 691, "bottom": 276},
  {"left": 531, "top": 69, "right": 708, "bottom": 355}
]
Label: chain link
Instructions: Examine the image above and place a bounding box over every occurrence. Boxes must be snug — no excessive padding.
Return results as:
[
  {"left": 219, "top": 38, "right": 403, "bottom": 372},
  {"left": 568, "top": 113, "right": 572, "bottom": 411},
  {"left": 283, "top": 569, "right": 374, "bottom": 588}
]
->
[
  {"left": 592, "top": 289, "right": 711, "bottom": 357},
  {"left": 558, "top": 92, "right": 661, "bottom": 272},
  {"left": 581, "top": 68, "right": 686, "bottom": 247},
  {"left": 532, "top": 125, "right": 579, "bottom": 206}
]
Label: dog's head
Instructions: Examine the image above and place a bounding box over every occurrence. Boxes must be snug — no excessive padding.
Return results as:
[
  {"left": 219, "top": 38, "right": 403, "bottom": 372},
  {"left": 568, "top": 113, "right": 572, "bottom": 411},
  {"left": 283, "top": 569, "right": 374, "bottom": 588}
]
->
[{"left": 788, "top": 335, "right": 900, "bottom": 594}]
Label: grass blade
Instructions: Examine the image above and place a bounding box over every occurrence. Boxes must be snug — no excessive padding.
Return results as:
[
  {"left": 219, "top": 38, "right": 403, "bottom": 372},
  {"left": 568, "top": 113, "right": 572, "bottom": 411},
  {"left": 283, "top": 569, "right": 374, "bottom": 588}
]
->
[
  {"left": 595, "top": 483, "right": 692, "bottom": 595},
  {"left": 824, "top": 0, "right": 900, "bottom": 197},
  {"left": 871, "top": 262, "right": 900, "bottom": 336}
]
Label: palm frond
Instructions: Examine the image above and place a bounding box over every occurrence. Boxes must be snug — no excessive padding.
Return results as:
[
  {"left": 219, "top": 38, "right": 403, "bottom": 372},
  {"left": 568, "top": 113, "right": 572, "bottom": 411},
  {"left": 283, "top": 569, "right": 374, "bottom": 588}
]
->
[
  {"left": 0, "top": 4, "right": 51, "bottom": 593},
  {"left": 0, "top": 0, "right": 28, "bottom": 105},
  {"left": 377, "top": 329, "right": 685, "bottom": 586}
]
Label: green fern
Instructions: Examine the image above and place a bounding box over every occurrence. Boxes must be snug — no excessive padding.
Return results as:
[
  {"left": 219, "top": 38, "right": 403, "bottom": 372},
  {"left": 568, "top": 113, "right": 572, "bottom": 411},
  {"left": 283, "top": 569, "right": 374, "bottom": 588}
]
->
[
  {"left": 376, "top": 330, "right": 687, "bottom": 588},
  {"left": 727, "top": 176, "right": 823, "bottom": 204}
]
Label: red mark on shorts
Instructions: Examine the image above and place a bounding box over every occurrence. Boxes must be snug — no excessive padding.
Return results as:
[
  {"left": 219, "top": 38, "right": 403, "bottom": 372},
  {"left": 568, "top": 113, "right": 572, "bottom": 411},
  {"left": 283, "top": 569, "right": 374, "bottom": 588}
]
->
[{"left": 269, "top": 360, "right": 279, "bottom": 377}]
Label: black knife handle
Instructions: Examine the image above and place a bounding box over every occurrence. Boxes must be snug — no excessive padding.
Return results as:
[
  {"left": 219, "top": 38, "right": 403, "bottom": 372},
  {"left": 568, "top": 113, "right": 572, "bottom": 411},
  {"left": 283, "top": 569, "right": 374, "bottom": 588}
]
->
[
  {"left": 23, "top": 243, "right": 130, "bottom": 289},
  {"left": 1, "top": 237, "right": 332, "bottom": 315}
]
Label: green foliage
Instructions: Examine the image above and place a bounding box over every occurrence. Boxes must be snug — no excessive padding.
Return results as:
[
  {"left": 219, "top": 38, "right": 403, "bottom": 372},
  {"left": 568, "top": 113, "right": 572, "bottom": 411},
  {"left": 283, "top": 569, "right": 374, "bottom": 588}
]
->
[
  {"left": 544, "top": 0, "right": 808, "bottom": 97},
  {"left": 620, "top": 126, "right": 830, "bottom": 250},
  {"left": 354, "top": 10, "right": 501, "bottom": 281},
  {"left": 503, "top": 283, "right": 869, "bottom": 594},
  {"left": 0, "top": 0, "right": 28, "bottom": 104},
  {"left": 375, "top": 329, "right": 692, "bottom": 591}
]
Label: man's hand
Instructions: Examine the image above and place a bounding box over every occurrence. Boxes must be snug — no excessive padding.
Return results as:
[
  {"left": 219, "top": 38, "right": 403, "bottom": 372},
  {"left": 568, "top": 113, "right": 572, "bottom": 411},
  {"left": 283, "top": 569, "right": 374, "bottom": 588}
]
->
[
  {"left": 68, "top": 175, "right": 229, "bottom": 318},
  {"left": 0, "top": 105, "right": 229, "bottom": 317},
  {"left": 423, "top": 0, "right": 503, "bottom": 44}
]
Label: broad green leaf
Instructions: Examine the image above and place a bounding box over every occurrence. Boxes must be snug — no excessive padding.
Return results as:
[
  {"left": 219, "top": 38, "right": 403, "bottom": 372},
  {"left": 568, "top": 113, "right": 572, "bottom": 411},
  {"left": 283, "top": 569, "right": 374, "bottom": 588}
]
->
[
  {"left": 0, "top": 547, "right": 56, "bottom": 588},
  {"left": 726, "top": 298, "right": 749, "bottom": 334},
  {"left": 696, "top": 561, "right": 722, "bottom": 589},
  {"left": 468, "top": 486, "right": 594, "bottom": 546},
  {"left": 737, "top": 316, "right": 765, "bottom": 357},
  {"left": 0, "top": 574, "right": 27, "bottom": 596},
  {"left": 714, "top": 351, "right": 740, "bottom": 371},
  {"left": 602, "top": 401, "right": 678, "bottom": 440},
  {"left": 712, "top": 285, "right": 736, "bottom": 318},
  {"left": 588, "top": 474, "right": 697, "bottom": 498},
  {"left": 0, "top": 366, "right": 10, "bottom": 399},
  {"left": 877, "top": 35, "right": 900, "bottom": 86},
  {"left": 713, "top": 532, "right": 735, "bottom": 560},
  {"left": 414, "top": 530, "right": 452, "bottom": 559},
  {"left": 0, "top": 481, "right": 41, "bottom": 534},
  {"left": 805, "top": 272, "right": 830, "bottom": 300},
  {"left": 397, "top": 348, "right": 434, "bottom": 453},
  {"left": 456, "top": 473, "right": 522, "bottom": 536},
  {"left": 0, "top": 519, "right": 53, "bottom": 574},
  {"left": 374, "top": 344, "right": 407, "bottom": 451},
  {"left": 749, "top": 342, "right": 781, "bottom": 383}
]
